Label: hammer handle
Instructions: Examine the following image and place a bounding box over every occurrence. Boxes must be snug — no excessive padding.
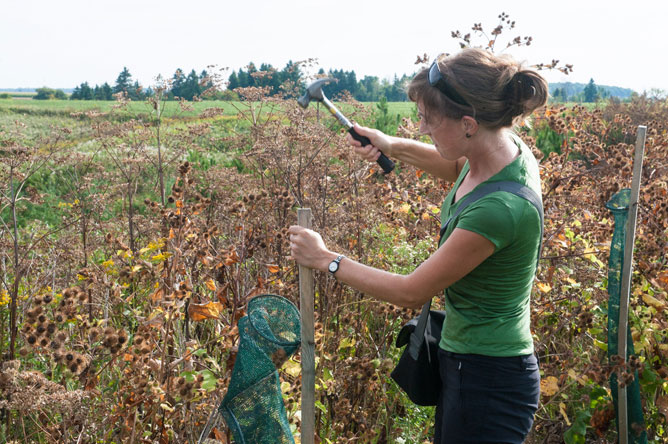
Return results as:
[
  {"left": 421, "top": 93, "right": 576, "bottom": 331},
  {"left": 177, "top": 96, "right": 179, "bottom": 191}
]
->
[{"left": 348, "top": 127, "right": 395, "bottom": 174}]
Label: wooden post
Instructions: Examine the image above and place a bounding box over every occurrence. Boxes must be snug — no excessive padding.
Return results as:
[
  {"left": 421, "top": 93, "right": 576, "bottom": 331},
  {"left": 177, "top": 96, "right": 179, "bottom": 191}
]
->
[
  {"left": 617, "top": 126, "right": 646, "bottom": 444},
  {"left": 298, "top": 208, "right": 315, "bottom": 444}
]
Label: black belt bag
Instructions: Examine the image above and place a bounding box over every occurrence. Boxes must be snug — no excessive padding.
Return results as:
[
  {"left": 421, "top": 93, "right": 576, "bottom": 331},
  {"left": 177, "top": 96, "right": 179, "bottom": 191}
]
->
[{"left": 390, "top": 181, "right": 544, "bottom": 406}]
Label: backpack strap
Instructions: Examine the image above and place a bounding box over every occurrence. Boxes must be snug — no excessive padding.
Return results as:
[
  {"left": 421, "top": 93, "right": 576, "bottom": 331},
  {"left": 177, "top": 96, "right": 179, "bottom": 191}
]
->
[
  {"left": 439, "top": 181, "right": 543, "bottom": 261},
  {"left": 409, "top": 181, "right": 543, "bottom": 360}
]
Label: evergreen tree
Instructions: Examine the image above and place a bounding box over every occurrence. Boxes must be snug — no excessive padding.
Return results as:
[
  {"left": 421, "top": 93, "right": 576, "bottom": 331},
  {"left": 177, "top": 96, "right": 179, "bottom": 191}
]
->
[
  {"left": 583, "top": 78, "right": 599, "bottom": 102},
  {"left": 228, "top": 71, "right": 240, "bottom": 90},
  {"left": 358, "top": 76, "right": 380, "bottom": 101},
  {"left": 71, "top": 82, "right": 93, "bottom": 100},
  {"left": 100, "top": 82, "right": 113, "bottom": 100},
  {"left": 200, "top": 69, "right": 214, "bottom": 95},
  {"left": 70, "top": 85, "right": 81, "bottom": 100},
  {"left": 171, "top": 68, "right": 185, "bottom": 98},
  {"left": 180, "top": 70, "right": 201, "bottom": 100},
  {"left": 113, "top": 67, "right": 133, "bottom": 95},
  {"left": 279, "top": 60, "right": 303, "bottom": 94},
  {"left": 128, "top": 80, "right": 143, "bottom": 100}
]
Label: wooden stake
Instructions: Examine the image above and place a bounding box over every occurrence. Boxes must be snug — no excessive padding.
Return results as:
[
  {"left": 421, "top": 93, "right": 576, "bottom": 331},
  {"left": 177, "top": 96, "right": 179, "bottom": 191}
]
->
[
  {"left": 298, "top": 208, "right": 315, "bottom": 444},
  {"left": 617, "top": 126, "right": 646, "bottom": 444}
]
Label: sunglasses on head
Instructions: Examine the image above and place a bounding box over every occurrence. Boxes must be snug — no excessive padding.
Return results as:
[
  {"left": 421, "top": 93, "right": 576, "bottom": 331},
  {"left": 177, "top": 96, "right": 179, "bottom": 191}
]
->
[{"left": 428, "top": 60, "right": 471, "bottom": 107}]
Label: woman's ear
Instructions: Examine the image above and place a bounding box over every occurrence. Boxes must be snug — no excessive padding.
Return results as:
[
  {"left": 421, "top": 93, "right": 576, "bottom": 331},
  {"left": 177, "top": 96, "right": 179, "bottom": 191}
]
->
[{"left": 461, "top": 116, "right": 478, "bottom": 137}]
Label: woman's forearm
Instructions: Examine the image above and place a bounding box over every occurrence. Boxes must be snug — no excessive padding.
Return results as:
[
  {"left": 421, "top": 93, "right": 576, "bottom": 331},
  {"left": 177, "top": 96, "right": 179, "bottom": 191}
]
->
[
  {"left": 388, "top": 137, "right": 462, "bottom": 182},
  {"left": 315, "top": 251, "right": 426, "bottom": 309}
]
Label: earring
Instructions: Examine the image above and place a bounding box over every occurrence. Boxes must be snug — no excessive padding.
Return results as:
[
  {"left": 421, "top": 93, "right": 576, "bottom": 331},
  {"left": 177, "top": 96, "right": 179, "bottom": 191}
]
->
[{"left": 465, "top": 133, "right": 471, "bottom": 138}]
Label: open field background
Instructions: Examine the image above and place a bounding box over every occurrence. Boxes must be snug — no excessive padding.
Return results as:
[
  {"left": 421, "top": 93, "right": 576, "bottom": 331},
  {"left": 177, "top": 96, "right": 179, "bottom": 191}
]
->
[{"left": 0, "top": 93, "right": 667, "bottom": 443}]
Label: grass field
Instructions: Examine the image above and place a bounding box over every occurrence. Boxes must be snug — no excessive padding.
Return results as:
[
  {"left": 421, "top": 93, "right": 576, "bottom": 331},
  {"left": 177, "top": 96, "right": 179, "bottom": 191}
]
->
[{"left": 0, "top": 98, "right": 416, "bottom": 119}]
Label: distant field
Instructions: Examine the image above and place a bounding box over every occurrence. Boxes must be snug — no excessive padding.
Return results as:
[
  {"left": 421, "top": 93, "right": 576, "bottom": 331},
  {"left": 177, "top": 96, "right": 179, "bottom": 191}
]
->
[
  {"left": 0, "top": 91, "right": 35, "bottom": 99},
  {"left": 0, "top": 98, "right": 243, "bottom": 118},
  {"left": 0, "top": 98, "right": 417, "bottom": 120}
]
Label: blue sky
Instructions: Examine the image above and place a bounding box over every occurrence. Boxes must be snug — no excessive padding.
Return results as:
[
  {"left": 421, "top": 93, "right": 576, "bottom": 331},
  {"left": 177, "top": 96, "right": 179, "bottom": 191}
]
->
[{"left": 2, "top": 0, "right": 666, "bottom": 93}]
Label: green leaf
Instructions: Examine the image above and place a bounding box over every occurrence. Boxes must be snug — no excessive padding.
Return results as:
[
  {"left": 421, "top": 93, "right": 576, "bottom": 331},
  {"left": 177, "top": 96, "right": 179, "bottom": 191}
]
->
[
  {"left": 563, "top": 410, "right": 592, "bottom": 444},
  {"left": 192, "top": 348, "right": 207, "bottom": 357},
  {"left": 315, "top": 400, "right": 327, "bottom": 414},
  {"left": 200, "top": 370, "right": 217, "bottom": 391}
]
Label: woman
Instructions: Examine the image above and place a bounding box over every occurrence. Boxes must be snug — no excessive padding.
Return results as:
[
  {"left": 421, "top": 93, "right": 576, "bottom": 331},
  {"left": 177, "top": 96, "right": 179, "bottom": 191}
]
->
[{"left": 288, "top": 48, "right": 548, "bottom": 443}]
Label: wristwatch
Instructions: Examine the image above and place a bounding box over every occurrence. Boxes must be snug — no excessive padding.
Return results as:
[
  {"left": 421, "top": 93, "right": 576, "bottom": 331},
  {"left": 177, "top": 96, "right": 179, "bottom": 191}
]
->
[{"left": 328, "top": 255, "right": 345, "bottom": 276}]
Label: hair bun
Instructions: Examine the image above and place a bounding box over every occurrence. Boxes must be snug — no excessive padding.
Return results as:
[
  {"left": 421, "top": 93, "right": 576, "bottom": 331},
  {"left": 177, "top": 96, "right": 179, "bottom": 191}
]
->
[{"left": 506, "top": 71, "right": 547, "bottom": 118}]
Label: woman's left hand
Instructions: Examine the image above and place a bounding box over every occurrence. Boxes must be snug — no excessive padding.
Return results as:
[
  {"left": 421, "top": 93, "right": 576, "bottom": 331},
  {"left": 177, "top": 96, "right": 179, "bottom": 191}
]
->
[{"left": 287, "top": 226, "right": 334, "bottom": 271}]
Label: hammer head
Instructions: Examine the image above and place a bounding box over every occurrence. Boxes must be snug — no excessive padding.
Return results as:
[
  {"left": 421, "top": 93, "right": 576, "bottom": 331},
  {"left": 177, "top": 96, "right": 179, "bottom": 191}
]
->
[{"left": 297, "top": 78, "right": 334, "bottom": 108}]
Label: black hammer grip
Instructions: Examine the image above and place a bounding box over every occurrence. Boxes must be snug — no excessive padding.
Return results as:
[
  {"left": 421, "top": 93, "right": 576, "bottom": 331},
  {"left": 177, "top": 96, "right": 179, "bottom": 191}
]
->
[{"left": 348, "top": 127, "right": 395, "bottom": 174}]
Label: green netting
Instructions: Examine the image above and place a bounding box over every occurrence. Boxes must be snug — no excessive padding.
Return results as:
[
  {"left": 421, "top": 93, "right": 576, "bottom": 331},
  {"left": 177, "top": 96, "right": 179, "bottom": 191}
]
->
[
  {"left": 219, "top": 294, "right": 301, "bottom": 444},
  {"left": 605, "top": 190, "right": 647, "bottom": 443}
]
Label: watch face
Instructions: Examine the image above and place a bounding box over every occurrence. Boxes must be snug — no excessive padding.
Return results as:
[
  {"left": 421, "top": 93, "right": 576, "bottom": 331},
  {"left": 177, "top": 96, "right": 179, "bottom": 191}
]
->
[{"left": 328, "top": 261, "right": 338, "bottom": 273}]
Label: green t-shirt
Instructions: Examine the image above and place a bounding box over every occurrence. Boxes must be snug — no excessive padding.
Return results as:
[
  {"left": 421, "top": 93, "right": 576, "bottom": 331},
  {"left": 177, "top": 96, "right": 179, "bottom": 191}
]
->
[{"left": 438, "top": 134, "right": 542, "bottom": 357}]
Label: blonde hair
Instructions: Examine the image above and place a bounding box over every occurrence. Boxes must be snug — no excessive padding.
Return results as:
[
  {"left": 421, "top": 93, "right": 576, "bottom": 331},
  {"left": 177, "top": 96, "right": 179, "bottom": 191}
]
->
[{"left": 407, "top": 48, "right": 548, "bottom": 129}]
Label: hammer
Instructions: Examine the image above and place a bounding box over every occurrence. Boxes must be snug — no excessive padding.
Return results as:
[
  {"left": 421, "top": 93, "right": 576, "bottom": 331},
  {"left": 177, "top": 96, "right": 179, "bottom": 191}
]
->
[{"left": 297, "top": 78, "right": 395, "bottom": 174}]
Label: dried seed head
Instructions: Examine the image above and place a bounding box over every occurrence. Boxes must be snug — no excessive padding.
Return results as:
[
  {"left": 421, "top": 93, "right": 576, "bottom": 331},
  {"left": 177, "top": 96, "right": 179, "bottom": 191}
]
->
[{"left": 107, "top": 334, "right": 119, "bottom": 347}]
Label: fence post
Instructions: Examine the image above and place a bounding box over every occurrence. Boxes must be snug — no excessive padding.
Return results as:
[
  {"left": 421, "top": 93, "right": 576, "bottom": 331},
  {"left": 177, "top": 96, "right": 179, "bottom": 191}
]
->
[
  {"left": 617, "top": 125, "right": 646, "bottom": 444},
  {"left": 298, "top": 208, "right": 315, "bottom": 444}
]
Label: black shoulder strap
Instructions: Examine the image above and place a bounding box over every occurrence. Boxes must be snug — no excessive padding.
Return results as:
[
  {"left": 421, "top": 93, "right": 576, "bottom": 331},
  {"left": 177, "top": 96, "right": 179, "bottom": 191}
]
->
[
  {"left": 439, "top": 181, "right": 543, "bottom": 260},
  {"left": 409, "top": 181, "right": 544, "bottom": 360}
]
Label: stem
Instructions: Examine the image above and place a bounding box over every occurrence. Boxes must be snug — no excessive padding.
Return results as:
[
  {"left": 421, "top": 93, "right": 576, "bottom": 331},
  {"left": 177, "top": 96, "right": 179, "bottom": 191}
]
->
[
  {"left": 8, "top": 165, "right": 21, "bottom": 360},
  {"left": 127, "top": 180, "right": 136, "bottom": 254},
  {"left": 156, "top": 96, "right": 165, "bottom": 206},
  {"left": 81, "top": 207, "right": 88, "bottom": 267}
]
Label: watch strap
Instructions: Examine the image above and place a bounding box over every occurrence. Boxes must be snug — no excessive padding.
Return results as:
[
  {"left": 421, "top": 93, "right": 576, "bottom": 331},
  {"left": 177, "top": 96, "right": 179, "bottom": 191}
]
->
[{"left": 329, "top": 254, "right": 345, "bottom": 275}]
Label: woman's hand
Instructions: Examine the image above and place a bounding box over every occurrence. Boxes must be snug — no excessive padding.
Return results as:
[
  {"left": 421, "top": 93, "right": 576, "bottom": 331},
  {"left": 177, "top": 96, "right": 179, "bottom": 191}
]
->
[
  {"left": 346, "top": 124, "right": 395, "bottom": 162},
  {"left": 288, "top": 226, "right": 336, "bottom": 271}
]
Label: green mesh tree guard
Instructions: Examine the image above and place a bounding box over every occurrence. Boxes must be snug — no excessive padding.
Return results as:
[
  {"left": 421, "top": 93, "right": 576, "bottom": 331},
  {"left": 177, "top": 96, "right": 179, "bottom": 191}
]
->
[
  {"left": 605, "top": 190, "right": 647, "bottom": 443},
  {"left": 219, "top": 294, "right": 301, "bottom": 444}
]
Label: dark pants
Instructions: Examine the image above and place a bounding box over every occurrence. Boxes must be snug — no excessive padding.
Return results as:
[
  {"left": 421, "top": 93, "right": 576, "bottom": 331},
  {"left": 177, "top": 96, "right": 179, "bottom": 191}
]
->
[{"left": 434, "top": 349, "right": 540, "bottom": 444}]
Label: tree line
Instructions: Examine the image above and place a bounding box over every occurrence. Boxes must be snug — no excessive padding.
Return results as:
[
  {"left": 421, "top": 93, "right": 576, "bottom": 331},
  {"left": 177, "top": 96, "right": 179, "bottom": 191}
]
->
[
  {"left": 550, "top": 79, "right": 637, "bottom": 103},
  {"left": 228, "top": 62, "right": 411, "bottom": 101},
  {"left": 54, "top": 62, "right": 414, "bottom": 102},
  {"left": 69, "top": 67, "right": 215, "bottom": 101}
]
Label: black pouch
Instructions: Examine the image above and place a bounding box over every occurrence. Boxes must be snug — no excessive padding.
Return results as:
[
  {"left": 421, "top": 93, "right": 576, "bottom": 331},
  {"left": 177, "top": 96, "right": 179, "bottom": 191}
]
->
[{"left": 390, "top": 308, "right": 445, "bottom": 406}]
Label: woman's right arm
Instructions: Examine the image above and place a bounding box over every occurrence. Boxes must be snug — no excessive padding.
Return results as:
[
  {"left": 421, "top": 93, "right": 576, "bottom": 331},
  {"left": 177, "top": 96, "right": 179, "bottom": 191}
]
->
[{"left": 348, "top": 124, "right": 465, "bottom": 183}]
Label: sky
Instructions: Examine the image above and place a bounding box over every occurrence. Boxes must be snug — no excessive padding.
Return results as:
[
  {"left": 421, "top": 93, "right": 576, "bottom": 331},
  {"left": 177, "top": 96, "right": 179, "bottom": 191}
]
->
[{"left": 2, "top": 0, "right": 666, "bottom": 94}]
